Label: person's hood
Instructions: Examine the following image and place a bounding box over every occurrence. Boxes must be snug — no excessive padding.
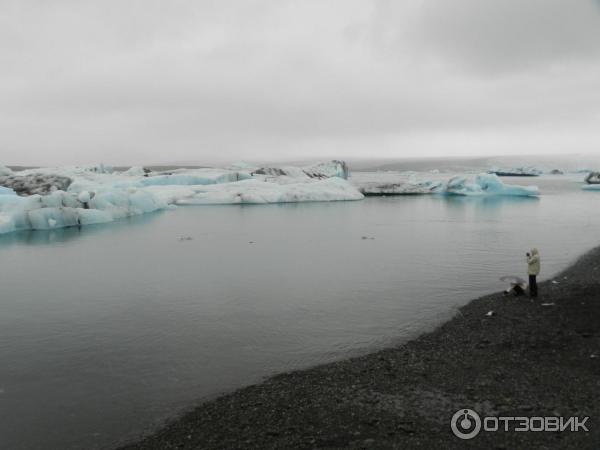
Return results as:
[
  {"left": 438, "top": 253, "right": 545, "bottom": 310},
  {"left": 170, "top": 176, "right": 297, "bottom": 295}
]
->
[{"left": 530, "top": 248, "right": 539, "bottom": 256}]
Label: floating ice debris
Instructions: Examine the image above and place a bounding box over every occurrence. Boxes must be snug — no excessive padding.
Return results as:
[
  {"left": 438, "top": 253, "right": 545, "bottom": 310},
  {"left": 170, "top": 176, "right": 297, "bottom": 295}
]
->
[
  {"left": 485, "top": 311, "right": 495, "bottom": 317},
  {"left": 77, "top": 191, "right": 91, "bottom": 204},
  {"left": 551, "top": 280, "right": 559, "bottom": 284},
  {"left": 488, "top": 166, "right": 542, "bottom": 177},
  {"left": 590, "top": 354, "right": 597, "bottom": 359},
  {"left": 178, "top": 236, "right": 193, "bottom": 241},
  {"left": 541, "top": 303, "right": 555, "bottom": 306},
  {"left": 441, "top": 174, "right": 539, "bottom": 197}
]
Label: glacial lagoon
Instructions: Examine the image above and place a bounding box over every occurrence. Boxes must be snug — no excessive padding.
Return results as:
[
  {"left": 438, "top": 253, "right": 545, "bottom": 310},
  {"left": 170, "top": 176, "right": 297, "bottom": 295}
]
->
[{"left": 1, "top": 173, "right": 599, "bottom": 449}]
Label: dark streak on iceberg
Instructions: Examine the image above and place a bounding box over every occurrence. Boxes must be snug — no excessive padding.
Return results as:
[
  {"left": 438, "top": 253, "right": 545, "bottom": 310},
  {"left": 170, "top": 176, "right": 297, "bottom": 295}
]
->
[{"left": 0, "top": 173, "right": 72, "bottom": 196}]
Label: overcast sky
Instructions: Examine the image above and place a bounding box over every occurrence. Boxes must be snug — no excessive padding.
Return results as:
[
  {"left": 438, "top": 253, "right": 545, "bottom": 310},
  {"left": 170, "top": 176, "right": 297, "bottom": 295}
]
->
[{"left": 2, "top": 0, "right": 600, "bottom": 165}]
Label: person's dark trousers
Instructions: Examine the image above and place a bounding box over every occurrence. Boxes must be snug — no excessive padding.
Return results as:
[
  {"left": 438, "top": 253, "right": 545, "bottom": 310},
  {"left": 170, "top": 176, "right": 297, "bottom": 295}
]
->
[{"left": 529, "top": 275, "right": 538, "bottom": 298}]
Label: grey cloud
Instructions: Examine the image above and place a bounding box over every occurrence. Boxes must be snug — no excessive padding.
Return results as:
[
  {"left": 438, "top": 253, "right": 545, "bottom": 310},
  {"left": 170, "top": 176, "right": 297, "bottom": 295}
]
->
[
  {"left": 0, "top": 0, "right": 599, "bottom": 165},
  {"left": 414, "top": 0, "right": 600, "bottom": 74}
]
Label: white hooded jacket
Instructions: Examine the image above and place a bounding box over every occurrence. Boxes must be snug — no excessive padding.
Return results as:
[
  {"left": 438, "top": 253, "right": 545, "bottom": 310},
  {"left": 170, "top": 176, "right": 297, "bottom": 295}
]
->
[{"left": 527, "top": 248, "right": 540, "bottom": 276}]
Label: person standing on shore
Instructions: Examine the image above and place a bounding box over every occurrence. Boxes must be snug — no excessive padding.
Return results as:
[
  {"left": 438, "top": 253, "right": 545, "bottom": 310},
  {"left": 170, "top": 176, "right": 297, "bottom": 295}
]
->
[{"left": 527, "top": 248, "right": 540, "bottom": 298}]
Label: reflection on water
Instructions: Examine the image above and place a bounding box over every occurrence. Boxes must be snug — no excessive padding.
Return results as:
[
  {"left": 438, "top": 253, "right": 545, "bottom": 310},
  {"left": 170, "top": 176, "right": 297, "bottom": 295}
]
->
[{"left": 0, "top": 175, "right": 599, "bottom": 450}]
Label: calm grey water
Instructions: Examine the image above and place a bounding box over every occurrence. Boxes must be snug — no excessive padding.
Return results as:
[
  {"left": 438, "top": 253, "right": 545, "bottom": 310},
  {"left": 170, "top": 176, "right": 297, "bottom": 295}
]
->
[{"left": 0, "top": 174, "right": 599, "bottom": 450}]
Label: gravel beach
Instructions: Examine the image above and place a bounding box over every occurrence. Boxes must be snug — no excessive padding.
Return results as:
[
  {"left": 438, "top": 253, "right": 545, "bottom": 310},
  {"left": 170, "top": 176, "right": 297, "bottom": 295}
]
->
[{"left": 118, "top": 247, "right": 600, "bottom": 450}]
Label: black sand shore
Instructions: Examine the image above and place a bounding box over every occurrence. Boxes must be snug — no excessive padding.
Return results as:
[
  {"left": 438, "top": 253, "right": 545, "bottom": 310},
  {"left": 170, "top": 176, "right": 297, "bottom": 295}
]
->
[{"left": 118, "top": 248, "right": 600, "bottom": 449}]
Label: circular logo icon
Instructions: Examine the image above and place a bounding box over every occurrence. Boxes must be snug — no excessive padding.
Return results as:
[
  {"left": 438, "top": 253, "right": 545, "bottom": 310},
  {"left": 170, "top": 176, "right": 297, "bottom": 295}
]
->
[{"left": 451, "top": 409, "right": 481, "bottom": 440}]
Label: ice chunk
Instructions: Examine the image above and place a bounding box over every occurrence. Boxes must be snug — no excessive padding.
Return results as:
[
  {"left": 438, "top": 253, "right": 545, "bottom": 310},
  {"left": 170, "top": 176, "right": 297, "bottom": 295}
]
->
[
  {"left": 252, "top": 160, "right": 349, "bottom": 180},
  {"left": 148, "top": 177, "right": 363, "bottom": 205},
  {"left": 357, "top": 181, "right": 441, "bottom": 196},
  {"left": 138, "top": 170, "right": 251, "bottom": 187},
  {"left": 0, "top": 165, "right": 13, "bottom": 176},
  {"left": 85, "top": 164, "right": 113, "bottom": 174},
  {"left": 441, "top": 174, "right": 539, "bottom": 197},
  {"left": 78, "top": 191, "right": 91, "bottom": 203},
  {"left": 488, "top": 166, "right": 542, "bottom": 177},
  {"left": 122, "top": 166, "right": 149, "bottom": 176},
  {"left": 0, "top": 186, "right": 17, "bottom": 196},
  {"left": 302, "top": 160, "right": 349, "bottom": 179},
  {"left": 0, "top": 188, "right": 166, "bottom": 234}
]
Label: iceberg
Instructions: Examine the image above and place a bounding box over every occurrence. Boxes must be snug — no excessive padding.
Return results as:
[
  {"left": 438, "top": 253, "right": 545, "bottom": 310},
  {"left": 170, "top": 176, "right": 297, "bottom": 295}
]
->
[
  {"left": 121, "top": 166, "right": 152, "bottom": 177},
  {"left": 147, "top": 177, "right": 363, "bottom": 205},
  {"left": 0, "top": 186, "right": 17, "bottom": 196},
  {"left": 440, "top": 174, "right": 539, "bottom": 197},
  {"left": 357, "top": 181, "right": 441, "bottom": 196},
  {"left": 137, "top": 170, "right": 252, "bottom": 187},
  {"left": 0, "top": 160, "right": 362, "bottom": 235},
  {"left": 351, "top": 171, "right": 538, "bottom": 197},
  {"left": 0, "top": 188, "right": 166, "bottom": 235},
  {"left": 350, "top": 170, "right": 444, "bottom": 196},
  {"left": 251, "top": 160, "right": 349, "bottom": 180},
  {"left": 0, "top": 165, "right": 13, "bottom": 177},
  {"left": 488, "top": 166, "right": 542, "bottom": 177}
]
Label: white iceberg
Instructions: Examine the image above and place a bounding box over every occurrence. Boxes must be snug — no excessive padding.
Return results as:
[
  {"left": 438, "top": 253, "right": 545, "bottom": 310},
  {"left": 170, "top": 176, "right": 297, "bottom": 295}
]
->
[
  {"left": 0, "top": 186, "right": 17, "bottom": 196},
  {"left": 122, "top": 166, "right": 150, "bottom": 177},
  {"left": 0, "top": 160, "right": 362, "bottom": 235},
  {"left": 440, "top": 174, "right": 539, "bottom": 197},
  {"left": 0, "top": 188, "right": 166, "bottom": 234},
  {"left": 146, "top": 177, "right": 362, "bottom": 205},
  {"left": 0, "top": 165, "right": 13, "bottom": 177}
]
